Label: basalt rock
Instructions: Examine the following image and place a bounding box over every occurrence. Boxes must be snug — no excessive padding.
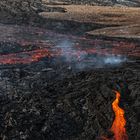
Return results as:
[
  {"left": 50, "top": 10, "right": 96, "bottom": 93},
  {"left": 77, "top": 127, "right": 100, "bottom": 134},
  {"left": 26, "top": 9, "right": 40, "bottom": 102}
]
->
[
  {"left": 0, "top": 0, "right": 43, "bottom": 23},
  {"left": 0, "top": 0, "right": 43, "bottom": 14},
  {"left": 0, "top": 60, "right": 140, "bottom": 140}
]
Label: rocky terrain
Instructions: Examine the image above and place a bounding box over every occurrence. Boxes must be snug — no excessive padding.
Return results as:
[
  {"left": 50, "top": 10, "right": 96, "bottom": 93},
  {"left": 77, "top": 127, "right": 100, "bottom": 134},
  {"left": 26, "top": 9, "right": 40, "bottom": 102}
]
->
[
  {"left": 0, "top": 0, "right": 42, "bottom": 14},
  {"left": 0, "top": 0, "right": 140, "bottom": 140},
  {"left": 0, "top": 61, "right": 140, "bottom": 140},
  {"left": 0, "top": 0, "right": 43, "bottom": 23}
]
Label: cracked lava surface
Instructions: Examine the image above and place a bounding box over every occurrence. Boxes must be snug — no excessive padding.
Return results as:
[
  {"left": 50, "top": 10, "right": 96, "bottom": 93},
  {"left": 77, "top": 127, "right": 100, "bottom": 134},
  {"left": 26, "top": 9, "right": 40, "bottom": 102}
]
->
[{"left": 0, "top": 24, "right": 139, "bottom": 66}]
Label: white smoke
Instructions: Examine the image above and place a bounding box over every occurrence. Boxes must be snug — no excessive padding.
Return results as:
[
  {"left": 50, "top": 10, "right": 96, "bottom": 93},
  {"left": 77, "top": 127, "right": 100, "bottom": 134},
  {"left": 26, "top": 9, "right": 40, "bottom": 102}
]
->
[
  {"left": 103, "top": 55, "right": 127, "bottom": 65},
  {"left": 56, "top": 39, "right": 86, "bottom": 62},
  {"left": 56, "top": 40, "right": 75, "bottom": 62},
  {"left": 56, "top": 40, "right": 127, "bottom": 70}
]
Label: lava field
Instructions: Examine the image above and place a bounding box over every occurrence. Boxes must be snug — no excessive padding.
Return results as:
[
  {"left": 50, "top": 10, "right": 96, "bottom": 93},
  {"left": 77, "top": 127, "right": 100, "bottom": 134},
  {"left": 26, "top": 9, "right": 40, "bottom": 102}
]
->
[
  {"left": 0, "top": 22, "right": 139, "bottom": 140},
  {"left": 0, "top": 2, "right": 140, "bottom": 139}
]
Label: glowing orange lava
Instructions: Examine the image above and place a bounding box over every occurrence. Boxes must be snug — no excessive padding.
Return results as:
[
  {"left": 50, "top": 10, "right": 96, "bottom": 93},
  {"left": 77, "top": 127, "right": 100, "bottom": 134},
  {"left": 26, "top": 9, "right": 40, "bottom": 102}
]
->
[
  {"left": 0, "top": 48, "right": 60, "bottom": 65},
  {"left": 110, "top": 90, "right": 128, "bottom": 140}
]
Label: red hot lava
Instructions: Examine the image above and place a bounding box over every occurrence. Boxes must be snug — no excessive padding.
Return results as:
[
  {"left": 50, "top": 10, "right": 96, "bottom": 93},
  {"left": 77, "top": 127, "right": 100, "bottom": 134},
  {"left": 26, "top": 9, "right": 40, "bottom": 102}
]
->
[
  {"left": 100, "top": 90, "right": 128, "bottom": 140},
  {"left": 0, "top": 24, "right": 140, "bottom": 65},
  {"left": 0, "top": 24, "right": 139, "bottom": 65},
  {"left": 111, "top": 90, "right": 128, "bottom": 140},
  {"left": 0, "top": 48, "right": 60, "bottom": 65}
]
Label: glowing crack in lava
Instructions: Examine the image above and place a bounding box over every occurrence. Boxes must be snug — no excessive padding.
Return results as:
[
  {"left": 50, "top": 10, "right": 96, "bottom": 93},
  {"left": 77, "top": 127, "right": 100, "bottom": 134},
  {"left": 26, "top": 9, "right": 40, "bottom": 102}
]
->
[
  {"left": 110, "top": 90, "right": 128, "bottom": 140},
  {"left": 0, "top": 48, "right": 60, "bottom": 65}
]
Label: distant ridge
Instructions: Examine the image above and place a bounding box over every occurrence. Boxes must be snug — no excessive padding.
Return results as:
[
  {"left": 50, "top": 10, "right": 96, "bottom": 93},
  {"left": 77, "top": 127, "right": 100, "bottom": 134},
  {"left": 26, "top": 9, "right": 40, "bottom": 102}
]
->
[{"left": 49, "top": 0, "right": 140, "bottom": 7}]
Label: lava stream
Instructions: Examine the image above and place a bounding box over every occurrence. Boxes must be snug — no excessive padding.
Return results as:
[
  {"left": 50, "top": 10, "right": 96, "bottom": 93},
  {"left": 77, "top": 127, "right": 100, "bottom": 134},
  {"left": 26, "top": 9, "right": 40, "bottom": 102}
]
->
[{"left": 111, "top": 90, "right": 128, "bottom": 140}]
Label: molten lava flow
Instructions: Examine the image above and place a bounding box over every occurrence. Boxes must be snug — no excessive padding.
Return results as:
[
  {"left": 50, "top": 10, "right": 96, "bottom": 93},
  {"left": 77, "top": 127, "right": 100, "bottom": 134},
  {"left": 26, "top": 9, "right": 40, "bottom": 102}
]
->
[
  {"left": 0, "top": 24, "right": 139, "bottom": 65},
  {"left": 0, "top": 48, "right": 61, "bottom": 65},
  {"left": 111, "top": 90, "right": 128, "bottom": 140}
]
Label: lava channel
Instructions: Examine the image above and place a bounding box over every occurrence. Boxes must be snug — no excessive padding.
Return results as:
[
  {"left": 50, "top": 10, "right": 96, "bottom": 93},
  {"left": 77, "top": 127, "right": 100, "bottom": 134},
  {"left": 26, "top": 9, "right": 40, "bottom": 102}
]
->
[{"left": 110, "top": 90, "right": 128, "bottom": 140}]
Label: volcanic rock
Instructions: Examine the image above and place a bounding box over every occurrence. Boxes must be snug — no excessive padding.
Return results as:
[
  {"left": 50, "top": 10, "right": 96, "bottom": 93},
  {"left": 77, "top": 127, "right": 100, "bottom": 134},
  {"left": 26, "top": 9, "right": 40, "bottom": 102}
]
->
[
  {"left": 0, "top": 61, "right": 140, "bottom": 140},
  {"left": 0, "top": 0, "right": 43, "bottom": 23}
]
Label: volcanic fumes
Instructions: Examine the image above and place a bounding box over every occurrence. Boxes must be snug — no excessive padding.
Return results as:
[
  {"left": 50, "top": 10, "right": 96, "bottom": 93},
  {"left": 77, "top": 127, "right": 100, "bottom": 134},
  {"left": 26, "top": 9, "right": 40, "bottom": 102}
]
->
[{"left": 111, "top": 90, "right": 128, "bottom": 140}]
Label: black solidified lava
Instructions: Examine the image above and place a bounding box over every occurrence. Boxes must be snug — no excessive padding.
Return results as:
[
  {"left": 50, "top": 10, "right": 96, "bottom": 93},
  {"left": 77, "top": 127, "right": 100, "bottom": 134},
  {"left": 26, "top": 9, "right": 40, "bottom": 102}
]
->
[
  {"left": 0, "top": 59, "right": 140, "bottom": 140},
  {"left": 0, "top": 1, "right": 140, "bottom": 139}
]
